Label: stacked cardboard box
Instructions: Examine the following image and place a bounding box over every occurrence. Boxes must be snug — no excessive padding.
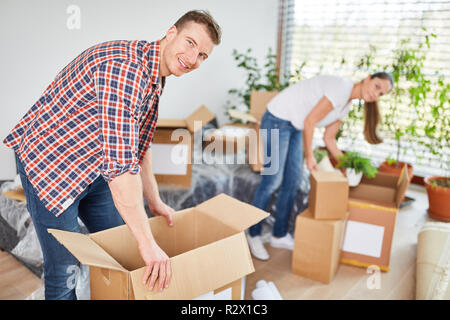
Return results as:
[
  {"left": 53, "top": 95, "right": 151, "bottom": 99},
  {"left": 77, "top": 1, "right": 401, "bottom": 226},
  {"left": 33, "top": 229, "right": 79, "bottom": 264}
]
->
[{"left": 292, "top": 171, "right": 349, "bottom": 283}]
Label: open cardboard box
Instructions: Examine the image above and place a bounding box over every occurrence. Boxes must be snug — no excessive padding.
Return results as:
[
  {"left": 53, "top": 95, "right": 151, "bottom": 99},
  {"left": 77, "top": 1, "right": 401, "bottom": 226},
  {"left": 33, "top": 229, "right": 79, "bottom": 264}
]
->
[
  {"left": 48, "top": 193, "right": 269, "bottom": 300},
  {"left": 227, "top": 91, "right": 278, "bottom": 172},
  {"left": 152, "top": 105, "right": 215, "bottom": 188},
  {"left": 340, "top": 167, "right": 409, "bottom": 271}
]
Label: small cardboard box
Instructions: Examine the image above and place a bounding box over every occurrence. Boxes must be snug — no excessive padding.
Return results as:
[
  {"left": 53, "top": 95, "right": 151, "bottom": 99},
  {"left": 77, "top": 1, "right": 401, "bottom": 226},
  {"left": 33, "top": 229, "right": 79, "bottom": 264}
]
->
[
  {"left": 292, "top": 209, "right": 348, "bottom": 284},
  {"left": 309, "top": 171, "right": 349, "bottom": 220},
  {"left": 228, "top": 91, "right": 278, "bottom": 172},
  {"left": 203, "top": 123, "right": 250, "bottom": 154},
  {"left": 340, "top": 168, "right": 409, "bottom": 271},
  {"left": 48, "top": 193, "right": 269, "bottom": 300},
  {"left": 152, "top": 105, "right": 215, "bottom": 187}
]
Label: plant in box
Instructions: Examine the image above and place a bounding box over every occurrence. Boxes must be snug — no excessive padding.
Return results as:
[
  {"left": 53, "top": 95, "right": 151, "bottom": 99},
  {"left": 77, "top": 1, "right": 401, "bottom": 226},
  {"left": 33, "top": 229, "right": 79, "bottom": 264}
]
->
[{"left": 336, "top": 151, "right": 378, "bottom": 186}]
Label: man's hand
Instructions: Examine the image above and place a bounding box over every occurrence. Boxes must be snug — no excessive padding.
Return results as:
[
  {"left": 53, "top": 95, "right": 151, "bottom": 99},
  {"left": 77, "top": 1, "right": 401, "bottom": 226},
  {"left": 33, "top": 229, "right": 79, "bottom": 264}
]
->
[
  {"left": 306, "top": 155, "right": 318, "bottom": 172},
  {"left": 140, "top": 241, "right": 171, "bottom": 292},
  {"left": 149, "top": 199, "right": 175, "bottom": 227}
]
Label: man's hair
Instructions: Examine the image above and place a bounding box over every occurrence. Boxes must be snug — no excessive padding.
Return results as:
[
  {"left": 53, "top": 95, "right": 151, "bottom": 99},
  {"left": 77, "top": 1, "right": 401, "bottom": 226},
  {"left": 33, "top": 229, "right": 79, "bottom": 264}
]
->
[{"left": 174, "top": 10, "right": 222, "bottom": 45}]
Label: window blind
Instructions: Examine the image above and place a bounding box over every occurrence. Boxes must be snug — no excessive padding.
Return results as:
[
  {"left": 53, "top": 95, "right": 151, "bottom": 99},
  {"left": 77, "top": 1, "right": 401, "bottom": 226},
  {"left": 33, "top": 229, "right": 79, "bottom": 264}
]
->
[{"left": 280, "top": 0, "right": 450, "bottom": 177}]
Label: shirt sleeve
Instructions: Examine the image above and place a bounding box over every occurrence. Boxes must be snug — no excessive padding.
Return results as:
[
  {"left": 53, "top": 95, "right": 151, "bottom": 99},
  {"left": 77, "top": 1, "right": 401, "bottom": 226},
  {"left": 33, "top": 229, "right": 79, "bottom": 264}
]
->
[
  {"left": 92, "top": 59, "right": 147, "bottom": 181},
  {"left": 323, "top": 76, "right": 350, "bottom": 111}
]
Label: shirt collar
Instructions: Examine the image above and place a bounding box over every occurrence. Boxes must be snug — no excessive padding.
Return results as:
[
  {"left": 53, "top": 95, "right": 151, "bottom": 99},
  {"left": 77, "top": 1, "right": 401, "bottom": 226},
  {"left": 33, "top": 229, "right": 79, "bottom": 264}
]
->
[{"left": 146, "top": 40, "right": 165, "bottom": 88}]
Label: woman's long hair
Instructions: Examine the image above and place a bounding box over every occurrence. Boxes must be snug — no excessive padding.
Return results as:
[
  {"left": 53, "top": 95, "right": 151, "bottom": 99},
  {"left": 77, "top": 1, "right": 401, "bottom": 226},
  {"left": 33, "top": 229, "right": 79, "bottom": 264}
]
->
[{"left": 363, "top": 72, "right": 394, "bottom": 145}]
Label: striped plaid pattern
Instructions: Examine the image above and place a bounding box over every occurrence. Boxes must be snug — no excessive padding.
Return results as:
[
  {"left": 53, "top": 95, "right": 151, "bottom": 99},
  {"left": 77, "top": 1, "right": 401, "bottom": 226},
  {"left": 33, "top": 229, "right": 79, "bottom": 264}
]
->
[{"left": 4, "top": 40, "right": 164, "bottom": 216}]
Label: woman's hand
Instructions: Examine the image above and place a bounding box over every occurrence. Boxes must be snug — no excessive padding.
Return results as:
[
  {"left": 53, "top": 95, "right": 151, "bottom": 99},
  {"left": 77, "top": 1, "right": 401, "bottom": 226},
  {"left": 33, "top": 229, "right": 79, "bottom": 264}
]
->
[{"left": 306, "top": 155, "right": 318, "bottom": 172}]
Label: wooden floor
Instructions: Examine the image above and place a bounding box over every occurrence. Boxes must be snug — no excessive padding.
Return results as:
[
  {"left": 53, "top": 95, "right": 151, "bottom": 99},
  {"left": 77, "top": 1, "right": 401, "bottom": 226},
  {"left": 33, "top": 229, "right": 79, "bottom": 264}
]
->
[
  {"left": 0, "top": 250, "right": 42, "bottom": 300},
  {"left": 0, "top": 184, "right": 430, "bottom": 300},
  {"left": 244, "top": 184, "right": 430, "bottom": 300}
]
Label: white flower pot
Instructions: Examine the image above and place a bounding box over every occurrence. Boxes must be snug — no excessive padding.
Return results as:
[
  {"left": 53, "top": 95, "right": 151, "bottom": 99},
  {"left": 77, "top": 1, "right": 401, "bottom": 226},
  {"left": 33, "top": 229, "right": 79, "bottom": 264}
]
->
[{"left": 347, "top": 168, "right": 363, "bottom": 187}]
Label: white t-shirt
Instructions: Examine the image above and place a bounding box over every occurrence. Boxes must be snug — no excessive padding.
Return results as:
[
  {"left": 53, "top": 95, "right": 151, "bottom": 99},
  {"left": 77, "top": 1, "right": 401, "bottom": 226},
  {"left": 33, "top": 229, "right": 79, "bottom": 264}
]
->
[{"left": 267, "top": 75, "right": 354, "bottom": 130}]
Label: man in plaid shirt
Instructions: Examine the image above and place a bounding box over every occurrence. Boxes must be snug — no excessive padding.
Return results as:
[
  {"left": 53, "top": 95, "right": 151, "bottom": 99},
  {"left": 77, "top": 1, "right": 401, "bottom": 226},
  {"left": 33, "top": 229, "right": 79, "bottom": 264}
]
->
[{"left": 4, "top": 10, "right": 221, "bottom": 299}]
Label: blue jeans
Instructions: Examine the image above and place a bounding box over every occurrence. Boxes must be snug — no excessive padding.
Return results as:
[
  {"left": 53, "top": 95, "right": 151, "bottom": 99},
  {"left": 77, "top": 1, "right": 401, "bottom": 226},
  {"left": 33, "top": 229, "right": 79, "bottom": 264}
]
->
[
  {"left": 250, "top": 111, "right": 303, "bottom": 238},
  {"left": 16, "top": 155, "right": 124, "bottom": 300}
]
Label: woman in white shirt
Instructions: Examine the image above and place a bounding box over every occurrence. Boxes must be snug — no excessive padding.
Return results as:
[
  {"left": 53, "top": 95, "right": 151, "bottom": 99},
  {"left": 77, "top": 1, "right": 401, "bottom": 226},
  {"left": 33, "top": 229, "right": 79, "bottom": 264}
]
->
[{"left": 247, "top": 72, "right": 393, "bottom": 261}]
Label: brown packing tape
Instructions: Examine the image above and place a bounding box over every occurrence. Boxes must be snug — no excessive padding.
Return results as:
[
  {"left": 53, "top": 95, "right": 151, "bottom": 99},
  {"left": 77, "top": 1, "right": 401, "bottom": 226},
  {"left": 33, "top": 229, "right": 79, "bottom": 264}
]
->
[
  {"left": 339, "top": 259, "right": 389, "bottom": 272},
  {"left": 348, "top": 200, "right": 397, "bottom": 213}
]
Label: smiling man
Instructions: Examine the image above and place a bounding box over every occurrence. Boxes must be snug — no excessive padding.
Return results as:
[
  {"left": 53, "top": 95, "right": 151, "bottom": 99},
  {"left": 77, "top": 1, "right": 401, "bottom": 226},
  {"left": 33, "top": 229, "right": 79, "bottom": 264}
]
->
[{"left": 4, "top": 10, "right": 221, "bottom": 300}]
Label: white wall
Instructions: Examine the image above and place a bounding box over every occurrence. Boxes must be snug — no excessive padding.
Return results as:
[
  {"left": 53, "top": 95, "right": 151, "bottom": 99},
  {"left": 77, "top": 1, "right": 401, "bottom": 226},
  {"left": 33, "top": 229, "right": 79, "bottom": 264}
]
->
[{"left": 0, "top": 0, "right": 278, "bottom": 179}]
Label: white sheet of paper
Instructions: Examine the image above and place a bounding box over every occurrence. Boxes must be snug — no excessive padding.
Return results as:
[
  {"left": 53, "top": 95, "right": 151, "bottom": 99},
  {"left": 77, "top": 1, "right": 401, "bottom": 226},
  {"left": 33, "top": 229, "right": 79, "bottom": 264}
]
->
[
  {"left": 342, "top": 221, "right": 385, "bottom": 258},
  {"left": 151, "top": 144, "right": 189, "bottom": 175}
]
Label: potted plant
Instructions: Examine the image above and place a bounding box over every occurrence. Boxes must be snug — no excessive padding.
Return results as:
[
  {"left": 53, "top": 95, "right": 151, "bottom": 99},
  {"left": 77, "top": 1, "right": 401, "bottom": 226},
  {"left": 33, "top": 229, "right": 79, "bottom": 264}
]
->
[
  {"left": 424, "top": 177, "right": 450, "bottom": 221},
  {"left": 336, "top": 151, "right": 378, "bottom": 186}
]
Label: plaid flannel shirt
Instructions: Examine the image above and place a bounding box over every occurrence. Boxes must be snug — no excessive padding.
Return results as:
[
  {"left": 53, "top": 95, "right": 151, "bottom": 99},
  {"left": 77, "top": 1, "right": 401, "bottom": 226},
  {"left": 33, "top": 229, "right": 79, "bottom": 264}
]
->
[{"left": 4, "top": 40, "right": 164, "bottom": 216}]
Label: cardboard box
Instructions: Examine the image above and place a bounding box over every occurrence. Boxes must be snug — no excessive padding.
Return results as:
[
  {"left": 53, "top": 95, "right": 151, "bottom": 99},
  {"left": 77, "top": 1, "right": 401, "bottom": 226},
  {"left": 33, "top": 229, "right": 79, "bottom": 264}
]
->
[
  {"left": 152, "top": 105, "right": 215, "bottom": 187},
  {"left": 48, "top": 193, "right": 269, "bottom": 300},
  {"left": 2, "top": 187, "right": 26, "bottom": 202},
  {"left": 228, "top": 91, "right": 278, "bottom": 172},
  {"left": 309, "top": 171, "right": 349, "bottom": 220},
  {"left": 340, "top": 167, "right": 409, "bottom": 271},
  {"left": 203, "top": 123, "right": 250, "bottom": 154},
  {"left": 292, "top": 209, "right": 348, "bottom": 284}
]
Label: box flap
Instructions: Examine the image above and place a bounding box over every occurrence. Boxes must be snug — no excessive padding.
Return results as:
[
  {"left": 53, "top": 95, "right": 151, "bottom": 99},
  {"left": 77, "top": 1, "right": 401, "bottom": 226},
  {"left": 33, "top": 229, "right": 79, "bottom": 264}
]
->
[
  {"left": 227, "top": 109, "right": 258, "bottom": 123},
  {"left": 156, "top": 119, "right": 187, "bottom": 129},
  {"left": 249, "top": 91, "right": 278, "bottom": 122},
  {"left": 395, "top": 165, "right": 410, "bottom": 207},
  {"left": 185, "top": 105, "right": 216, "bottom": 133},
  {"left": 47, "top": 229, "right": 127, "bottom": 272},
  {"left": 130, "top": 232, "right": 254, "bottom": 300},
  {"left": 194, "top": 193, "right": 270, "bottom": 232},
  {"left": 311, "top": 170, "right": 347, "bottom": 182}
]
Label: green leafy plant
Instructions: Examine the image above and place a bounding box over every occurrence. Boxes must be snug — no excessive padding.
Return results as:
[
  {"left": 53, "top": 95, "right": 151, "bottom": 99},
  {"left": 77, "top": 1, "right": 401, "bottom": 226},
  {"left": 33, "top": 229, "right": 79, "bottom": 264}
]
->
[
  {"left": 313, "top": 148, "right": 329, "bottom": 164},
  {"left": 225, "top": 47, "right": 306, "bottom": 122},
  {"left": 385, "top": 156, "right": 398, "bottom": 166},
  {"left": 336, "top": 152, "right": 378, "bottom": 178},
  {"left": 430, "top": 178, "right": 450, "bottom": 189}
]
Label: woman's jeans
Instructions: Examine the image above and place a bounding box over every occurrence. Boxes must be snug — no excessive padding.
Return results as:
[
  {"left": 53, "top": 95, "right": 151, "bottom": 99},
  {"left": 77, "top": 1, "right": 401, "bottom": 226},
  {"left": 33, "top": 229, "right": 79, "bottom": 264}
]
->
[
  {"left": 16, "top": 155, "right": 124, "bottom": 300},
  {"left": 249, "top": 111, "right": 303, "bottom": 238}
]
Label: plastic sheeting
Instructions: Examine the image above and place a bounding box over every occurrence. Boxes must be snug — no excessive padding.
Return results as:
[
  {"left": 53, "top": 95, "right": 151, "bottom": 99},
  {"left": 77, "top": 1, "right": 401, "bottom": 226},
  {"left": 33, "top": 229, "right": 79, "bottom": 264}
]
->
[{"left": 0, "top": 141, "right": 311, "bottom": 300}]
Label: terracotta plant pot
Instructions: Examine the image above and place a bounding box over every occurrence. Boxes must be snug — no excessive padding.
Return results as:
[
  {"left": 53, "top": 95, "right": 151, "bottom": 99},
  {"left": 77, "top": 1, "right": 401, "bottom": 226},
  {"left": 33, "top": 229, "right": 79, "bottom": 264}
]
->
[
  {"left": 424, "top": 176, "right": 450, "bottom": 222},
  {"left": 378, "top": 161, "right": 414, "bottom": 182}
]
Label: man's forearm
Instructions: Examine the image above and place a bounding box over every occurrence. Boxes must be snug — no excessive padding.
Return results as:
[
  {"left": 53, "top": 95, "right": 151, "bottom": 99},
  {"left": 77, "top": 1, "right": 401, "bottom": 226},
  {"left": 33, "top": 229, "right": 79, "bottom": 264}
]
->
[
  {"left": 108, "top": 172, "right": 155, "bottom": 248},
  {"left": 141, "top": 149, "right": 162, "bottom": 207}
]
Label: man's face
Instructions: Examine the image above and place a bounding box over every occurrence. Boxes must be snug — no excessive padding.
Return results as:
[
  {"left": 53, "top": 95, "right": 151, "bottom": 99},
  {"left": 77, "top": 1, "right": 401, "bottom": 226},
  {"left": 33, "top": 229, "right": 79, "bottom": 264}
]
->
[{"left": 161, "top": 21, "right": 215, "bottom": 77}]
